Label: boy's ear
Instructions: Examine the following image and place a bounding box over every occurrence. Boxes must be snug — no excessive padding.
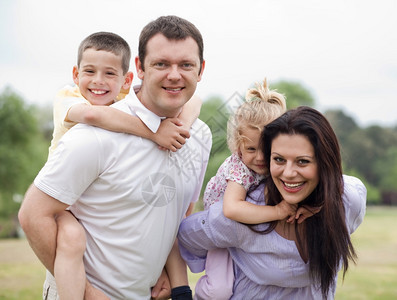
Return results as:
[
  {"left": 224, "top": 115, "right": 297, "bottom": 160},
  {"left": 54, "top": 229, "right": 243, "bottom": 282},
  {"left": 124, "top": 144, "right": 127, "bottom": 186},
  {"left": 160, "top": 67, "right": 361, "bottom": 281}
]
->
[
  {"left": 123, "top": 71, "right": 133, "bottom": 90},
  {"left": 72, "top": 66, "right": 79, "bottom": 85}
]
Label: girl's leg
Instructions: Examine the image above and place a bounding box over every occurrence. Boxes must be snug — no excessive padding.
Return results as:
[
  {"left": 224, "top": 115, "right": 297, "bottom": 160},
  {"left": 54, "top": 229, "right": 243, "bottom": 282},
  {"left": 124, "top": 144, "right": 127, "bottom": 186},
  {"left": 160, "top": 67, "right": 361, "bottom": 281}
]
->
[
  {"left": 54, "top": 211, "right": 86, "bottom": 300},
  {"left": 194, "top": 248, "right": 234, "bottom": 300}
]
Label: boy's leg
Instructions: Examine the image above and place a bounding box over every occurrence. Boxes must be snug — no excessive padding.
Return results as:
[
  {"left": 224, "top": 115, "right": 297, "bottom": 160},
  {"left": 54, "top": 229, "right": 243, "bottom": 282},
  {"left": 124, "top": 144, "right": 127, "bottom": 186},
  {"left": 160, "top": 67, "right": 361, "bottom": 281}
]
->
[
  {"left": 194, "top": 248, "right": 234, "bottom": 300},
  {"left": 54, "top": 211, "right": 86, "bottom": 300}
]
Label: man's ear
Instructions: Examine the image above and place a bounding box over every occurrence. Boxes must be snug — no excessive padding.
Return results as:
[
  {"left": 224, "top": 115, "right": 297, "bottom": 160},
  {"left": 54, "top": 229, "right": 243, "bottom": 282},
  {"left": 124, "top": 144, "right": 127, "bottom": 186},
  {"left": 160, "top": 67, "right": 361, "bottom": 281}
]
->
[
  {"left": 72, "top": 66, "right": 79, "bottom": 85},
  {"left": 123, "top": 71, "right": 134, "bottom": 90},
  {"left": 135, "top": 56, "right": 144, "bottom": 80},
  {"left": 197, "top": 60, "right": 205, "bottom": 82}
]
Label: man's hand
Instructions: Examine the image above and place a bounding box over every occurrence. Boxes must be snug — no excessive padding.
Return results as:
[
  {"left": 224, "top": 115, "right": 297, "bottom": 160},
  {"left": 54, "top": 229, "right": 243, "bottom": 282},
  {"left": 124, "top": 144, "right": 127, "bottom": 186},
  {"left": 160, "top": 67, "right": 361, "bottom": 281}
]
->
[{"left": 151, "top": 269, "right": 171, "bottom": 300}]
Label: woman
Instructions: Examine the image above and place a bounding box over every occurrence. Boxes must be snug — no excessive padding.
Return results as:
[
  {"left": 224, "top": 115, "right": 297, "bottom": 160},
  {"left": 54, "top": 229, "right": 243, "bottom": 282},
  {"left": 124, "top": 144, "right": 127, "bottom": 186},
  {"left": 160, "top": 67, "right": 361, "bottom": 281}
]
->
[{"left": 178, "top": 106, "right": 366, "bottom": 299}]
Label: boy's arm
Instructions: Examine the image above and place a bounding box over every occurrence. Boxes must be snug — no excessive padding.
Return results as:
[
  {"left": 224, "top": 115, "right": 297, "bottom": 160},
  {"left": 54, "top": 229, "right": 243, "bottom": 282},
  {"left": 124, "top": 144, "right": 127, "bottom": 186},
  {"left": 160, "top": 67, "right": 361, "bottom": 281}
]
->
[
  {"left": 222, "top": 181, "right": 296, "bottom": 224},
  {"left": 66, "top": 104, "right": 189, "bottom": 151},
  {"left": 155, "top": 95, "right": 202, "bottom": 151}
]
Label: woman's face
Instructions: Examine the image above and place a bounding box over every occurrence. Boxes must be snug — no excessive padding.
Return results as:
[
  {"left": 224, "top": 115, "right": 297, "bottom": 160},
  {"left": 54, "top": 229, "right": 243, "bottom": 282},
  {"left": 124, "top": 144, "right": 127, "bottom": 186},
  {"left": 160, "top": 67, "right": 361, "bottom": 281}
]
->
[{"left": 270, "top": 133, "right": 319, "bottom": 205}]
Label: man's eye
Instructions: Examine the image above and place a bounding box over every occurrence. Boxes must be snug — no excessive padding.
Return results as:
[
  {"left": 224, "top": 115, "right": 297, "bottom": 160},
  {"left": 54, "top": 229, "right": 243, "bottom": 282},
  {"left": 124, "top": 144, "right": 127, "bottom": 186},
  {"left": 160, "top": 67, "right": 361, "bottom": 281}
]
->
[
  {"left": 182, "top": 63, "right": 193, "bottom": 68},
  {"left": 154, "top": 62, "right": 166, "bottom": 68}
]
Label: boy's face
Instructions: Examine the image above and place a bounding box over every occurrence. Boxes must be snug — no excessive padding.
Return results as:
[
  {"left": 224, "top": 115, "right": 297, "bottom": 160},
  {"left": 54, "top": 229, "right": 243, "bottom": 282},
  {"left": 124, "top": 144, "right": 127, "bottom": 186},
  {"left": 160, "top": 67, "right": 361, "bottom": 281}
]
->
[
  {"left": 73, "top": 49, "right": 132, "bottom": 105},
  {"left": 135, "top": 33, "right": 205, "bottom": 117}
]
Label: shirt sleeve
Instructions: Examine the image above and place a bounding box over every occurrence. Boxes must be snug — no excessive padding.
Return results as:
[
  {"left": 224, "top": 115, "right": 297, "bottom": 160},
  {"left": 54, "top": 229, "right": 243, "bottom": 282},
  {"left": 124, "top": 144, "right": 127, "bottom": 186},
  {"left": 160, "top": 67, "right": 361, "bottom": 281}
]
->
[
  {"left": 35, "top": 125, "right": 103, "bottom": 205},
  {"left": 342, "top": 174, "right": 367, "bottom": 234},
  {"left": 225, "top": 153, "right": 255, "bottom": 190},
  {"left": 178, "top": 201, "right": 239, "bottom": 272},
  {"left": 54, "top": 87, "right": 90, "bottom": 129}
]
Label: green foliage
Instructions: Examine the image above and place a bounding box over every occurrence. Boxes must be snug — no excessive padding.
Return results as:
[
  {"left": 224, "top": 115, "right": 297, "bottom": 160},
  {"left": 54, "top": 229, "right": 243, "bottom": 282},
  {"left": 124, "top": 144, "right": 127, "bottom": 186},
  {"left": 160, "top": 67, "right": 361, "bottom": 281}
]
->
[
  {"left": 0, "top": 87, "right": 48, "bottom": 224},
  {"left": 270, "top": 80, "right": 315, "bottom": 109}
]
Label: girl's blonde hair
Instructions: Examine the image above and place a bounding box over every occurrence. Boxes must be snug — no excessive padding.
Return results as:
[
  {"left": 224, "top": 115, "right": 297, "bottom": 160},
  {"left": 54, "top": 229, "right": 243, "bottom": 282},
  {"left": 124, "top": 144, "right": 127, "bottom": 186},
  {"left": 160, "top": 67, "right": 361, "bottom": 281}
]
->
[{"left": 227, "top": 78, "right": 286, "bottom": 153}]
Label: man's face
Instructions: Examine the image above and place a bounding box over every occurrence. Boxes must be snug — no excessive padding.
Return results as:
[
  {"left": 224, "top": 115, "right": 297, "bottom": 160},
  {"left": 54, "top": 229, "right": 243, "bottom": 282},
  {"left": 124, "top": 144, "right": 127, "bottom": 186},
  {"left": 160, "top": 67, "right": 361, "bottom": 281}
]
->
[{"left": 136, "top": 33, "right": 205, "bottom": 117}]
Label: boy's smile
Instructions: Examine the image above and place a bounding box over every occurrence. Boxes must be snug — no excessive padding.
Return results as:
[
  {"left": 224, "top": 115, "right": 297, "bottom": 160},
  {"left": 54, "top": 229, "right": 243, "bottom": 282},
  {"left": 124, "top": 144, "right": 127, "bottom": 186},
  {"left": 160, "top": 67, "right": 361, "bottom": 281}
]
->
[{"left": 73, "top": 49, "right": 130, "bottom": 106}]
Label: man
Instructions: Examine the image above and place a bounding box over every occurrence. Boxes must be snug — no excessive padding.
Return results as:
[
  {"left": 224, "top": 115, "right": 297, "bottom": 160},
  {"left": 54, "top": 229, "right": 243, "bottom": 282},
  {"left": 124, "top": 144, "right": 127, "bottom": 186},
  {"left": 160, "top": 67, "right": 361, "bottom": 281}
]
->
[{"left": 18, "top": 15, "right": 211, "bottom": 300}]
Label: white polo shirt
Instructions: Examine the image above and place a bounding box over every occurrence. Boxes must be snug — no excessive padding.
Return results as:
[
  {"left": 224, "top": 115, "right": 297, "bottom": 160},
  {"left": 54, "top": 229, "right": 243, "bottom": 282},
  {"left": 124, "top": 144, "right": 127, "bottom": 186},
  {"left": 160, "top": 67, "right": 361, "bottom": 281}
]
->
[{"left": 34, "top": 91, "right": 212, "bottom": 299}]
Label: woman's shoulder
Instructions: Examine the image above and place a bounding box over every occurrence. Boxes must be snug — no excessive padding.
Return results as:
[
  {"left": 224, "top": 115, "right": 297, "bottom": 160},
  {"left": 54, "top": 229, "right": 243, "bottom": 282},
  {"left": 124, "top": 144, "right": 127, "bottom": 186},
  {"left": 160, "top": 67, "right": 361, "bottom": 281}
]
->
[{"left": 342, "top": 174, "right": 367, "bottom": 233}]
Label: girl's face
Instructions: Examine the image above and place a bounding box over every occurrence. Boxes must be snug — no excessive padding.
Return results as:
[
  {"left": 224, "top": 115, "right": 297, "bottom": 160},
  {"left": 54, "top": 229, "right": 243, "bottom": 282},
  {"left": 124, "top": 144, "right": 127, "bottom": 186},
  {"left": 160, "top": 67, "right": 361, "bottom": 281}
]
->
[
  {"left": 270, "top": 133, "right": 319, "bottom": 205},
  {"left": 238, "top": 127, "right": 265, "bottom": 175}
]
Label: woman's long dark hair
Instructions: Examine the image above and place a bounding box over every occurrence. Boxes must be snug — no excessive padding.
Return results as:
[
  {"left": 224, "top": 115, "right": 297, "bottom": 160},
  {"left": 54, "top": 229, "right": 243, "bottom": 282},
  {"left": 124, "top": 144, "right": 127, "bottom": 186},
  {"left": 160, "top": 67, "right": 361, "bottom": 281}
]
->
[{"left": 258, "top": 106, "right": 356, "bottom": 298}]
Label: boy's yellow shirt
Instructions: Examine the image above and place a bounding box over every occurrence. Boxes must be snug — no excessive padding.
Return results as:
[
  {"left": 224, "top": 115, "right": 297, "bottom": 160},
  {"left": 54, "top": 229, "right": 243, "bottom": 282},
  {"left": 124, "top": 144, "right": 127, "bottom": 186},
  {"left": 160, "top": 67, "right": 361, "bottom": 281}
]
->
[{"left": 48, "top": 85, "right": 129, "bottom": 156}]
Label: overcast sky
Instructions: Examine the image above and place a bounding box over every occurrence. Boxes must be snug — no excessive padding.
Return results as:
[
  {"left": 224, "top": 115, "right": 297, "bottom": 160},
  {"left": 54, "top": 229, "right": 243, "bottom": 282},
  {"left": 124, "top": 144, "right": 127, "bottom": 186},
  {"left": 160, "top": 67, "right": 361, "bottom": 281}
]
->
[{"left": 1, "top": 0, "right": 396, "bottom": 127}]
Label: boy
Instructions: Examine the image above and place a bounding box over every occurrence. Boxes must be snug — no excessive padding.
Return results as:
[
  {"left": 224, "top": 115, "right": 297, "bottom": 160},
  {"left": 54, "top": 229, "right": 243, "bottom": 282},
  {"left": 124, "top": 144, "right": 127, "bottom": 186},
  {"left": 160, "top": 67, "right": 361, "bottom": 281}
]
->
[{"left": 50, "top": 31, "right": 200, "bottom": 299}]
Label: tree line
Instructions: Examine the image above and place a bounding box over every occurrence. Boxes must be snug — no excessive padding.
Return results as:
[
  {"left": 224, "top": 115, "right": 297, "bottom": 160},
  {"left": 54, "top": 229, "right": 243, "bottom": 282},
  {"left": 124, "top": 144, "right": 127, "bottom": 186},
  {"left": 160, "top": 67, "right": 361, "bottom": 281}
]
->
[{"left": 0, "top": 81, "right": 396, "bottom": 237}]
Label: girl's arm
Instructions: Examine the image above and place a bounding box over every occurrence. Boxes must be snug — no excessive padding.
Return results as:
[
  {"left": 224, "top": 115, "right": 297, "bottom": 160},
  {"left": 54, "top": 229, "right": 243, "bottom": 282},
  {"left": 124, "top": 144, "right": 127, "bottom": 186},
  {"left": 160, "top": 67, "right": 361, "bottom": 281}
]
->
[
  {"left": 66, "top": 104, "right": 189, "bottom": 151},
  {"left": 223, "top": 181, "right": 296, "bottom": 224}
]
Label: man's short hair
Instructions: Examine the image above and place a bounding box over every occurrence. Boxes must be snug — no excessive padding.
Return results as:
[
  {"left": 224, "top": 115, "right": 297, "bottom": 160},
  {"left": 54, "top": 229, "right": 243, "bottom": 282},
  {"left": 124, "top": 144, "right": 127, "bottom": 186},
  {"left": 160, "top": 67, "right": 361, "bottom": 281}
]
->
[{"left": 138, "top": 15, "right": 204, "bottom": 73}]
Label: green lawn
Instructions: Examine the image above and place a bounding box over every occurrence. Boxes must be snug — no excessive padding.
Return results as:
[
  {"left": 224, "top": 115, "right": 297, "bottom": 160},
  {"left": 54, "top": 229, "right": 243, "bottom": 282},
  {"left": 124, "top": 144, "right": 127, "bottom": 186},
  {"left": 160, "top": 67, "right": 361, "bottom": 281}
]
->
[{"left": 1, "top": 206, "right": 396, "bottom": 299}]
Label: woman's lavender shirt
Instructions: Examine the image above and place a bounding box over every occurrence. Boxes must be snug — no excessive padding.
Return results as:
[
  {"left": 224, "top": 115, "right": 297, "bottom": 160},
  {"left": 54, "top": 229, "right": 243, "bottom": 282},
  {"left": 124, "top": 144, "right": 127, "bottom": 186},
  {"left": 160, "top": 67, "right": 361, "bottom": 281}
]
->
[{"left": 178, "top": 175, "right": 366, "bottom": 299}]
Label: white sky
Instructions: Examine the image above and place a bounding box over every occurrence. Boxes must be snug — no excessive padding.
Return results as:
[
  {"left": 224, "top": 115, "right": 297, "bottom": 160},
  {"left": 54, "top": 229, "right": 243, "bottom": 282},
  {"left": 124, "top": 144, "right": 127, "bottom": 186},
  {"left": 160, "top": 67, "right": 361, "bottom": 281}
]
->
[{"left": 1, "top": 0, "right": 396, "bottom": 127}]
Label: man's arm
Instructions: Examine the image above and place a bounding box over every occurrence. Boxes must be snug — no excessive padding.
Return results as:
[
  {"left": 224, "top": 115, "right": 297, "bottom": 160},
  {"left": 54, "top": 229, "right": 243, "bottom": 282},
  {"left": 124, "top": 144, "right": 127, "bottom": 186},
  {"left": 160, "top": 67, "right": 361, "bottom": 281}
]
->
[{"left": 18, "top": 184, "right": 69, "bottom": 274}]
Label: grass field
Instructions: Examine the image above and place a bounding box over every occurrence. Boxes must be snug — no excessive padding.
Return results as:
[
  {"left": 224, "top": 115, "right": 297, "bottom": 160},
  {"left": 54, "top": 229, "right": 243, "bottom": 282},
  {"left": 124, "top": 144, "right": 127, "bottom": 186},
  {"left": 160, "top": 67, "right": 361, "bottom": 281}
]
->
[{"left": 1, "top": 206, "right": 396, "bottom": 299}]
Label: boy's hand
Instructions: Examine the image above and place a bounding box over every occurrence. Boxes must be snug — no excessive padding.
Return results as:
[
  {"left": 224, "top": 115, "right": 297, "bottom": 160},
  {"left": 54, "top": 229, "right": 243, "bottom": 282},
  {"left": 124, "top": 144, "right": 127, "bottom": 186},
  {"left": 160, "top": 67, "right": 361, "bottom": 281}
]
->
[
  {"left": 276, "top": 200, "right": 298, "bottom": 222},
  {"left": 151, "top": 269, "right": 171, "bottom": 300},
  {"left": 295, "top": 205, "right": 322, "bottom": 224},
  {"left": 155, "top": 118, "right": 190, "bottom": 152},
  {"left": 84, "top": 280, "right": 110, "bottom": 300}
]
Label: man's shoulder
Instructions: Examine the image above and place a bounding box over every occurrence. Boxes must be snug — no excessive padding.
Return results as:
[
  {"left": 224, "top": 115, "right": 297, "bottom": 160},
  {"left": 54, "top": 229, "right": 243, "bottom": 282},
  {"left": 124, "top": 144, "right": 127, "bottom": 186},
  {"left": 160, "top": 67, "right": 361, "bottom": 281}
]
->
[{"left": 189, "top": 118, "right": 212, "bottom": 152}]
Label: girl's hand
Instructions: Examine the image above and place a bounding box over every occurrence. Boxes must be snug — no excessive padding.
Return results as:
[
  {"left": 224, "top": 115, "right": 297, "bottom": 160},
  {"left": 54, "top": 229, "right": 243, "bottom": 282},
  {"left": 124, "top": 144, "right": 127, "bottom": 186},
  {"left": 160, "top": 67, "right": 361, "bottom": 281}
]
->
[
  {"left": 295, "top": 205, "right": 322, "bottom": 224},
  {"left": 276, "top": 200, "right": 298, "bottom": 222}
]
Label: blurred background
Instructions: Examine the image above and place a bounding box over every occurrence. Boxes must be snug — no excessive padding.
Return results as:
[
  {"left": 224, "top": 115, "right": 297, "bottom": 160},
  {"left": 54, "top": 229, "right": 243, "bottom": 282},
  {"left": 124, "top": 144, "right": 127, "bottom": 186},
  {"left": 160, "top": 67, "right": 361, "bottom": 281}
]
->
[{"left": 0, "top": 0, "right": 396, "bottom": 299}]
